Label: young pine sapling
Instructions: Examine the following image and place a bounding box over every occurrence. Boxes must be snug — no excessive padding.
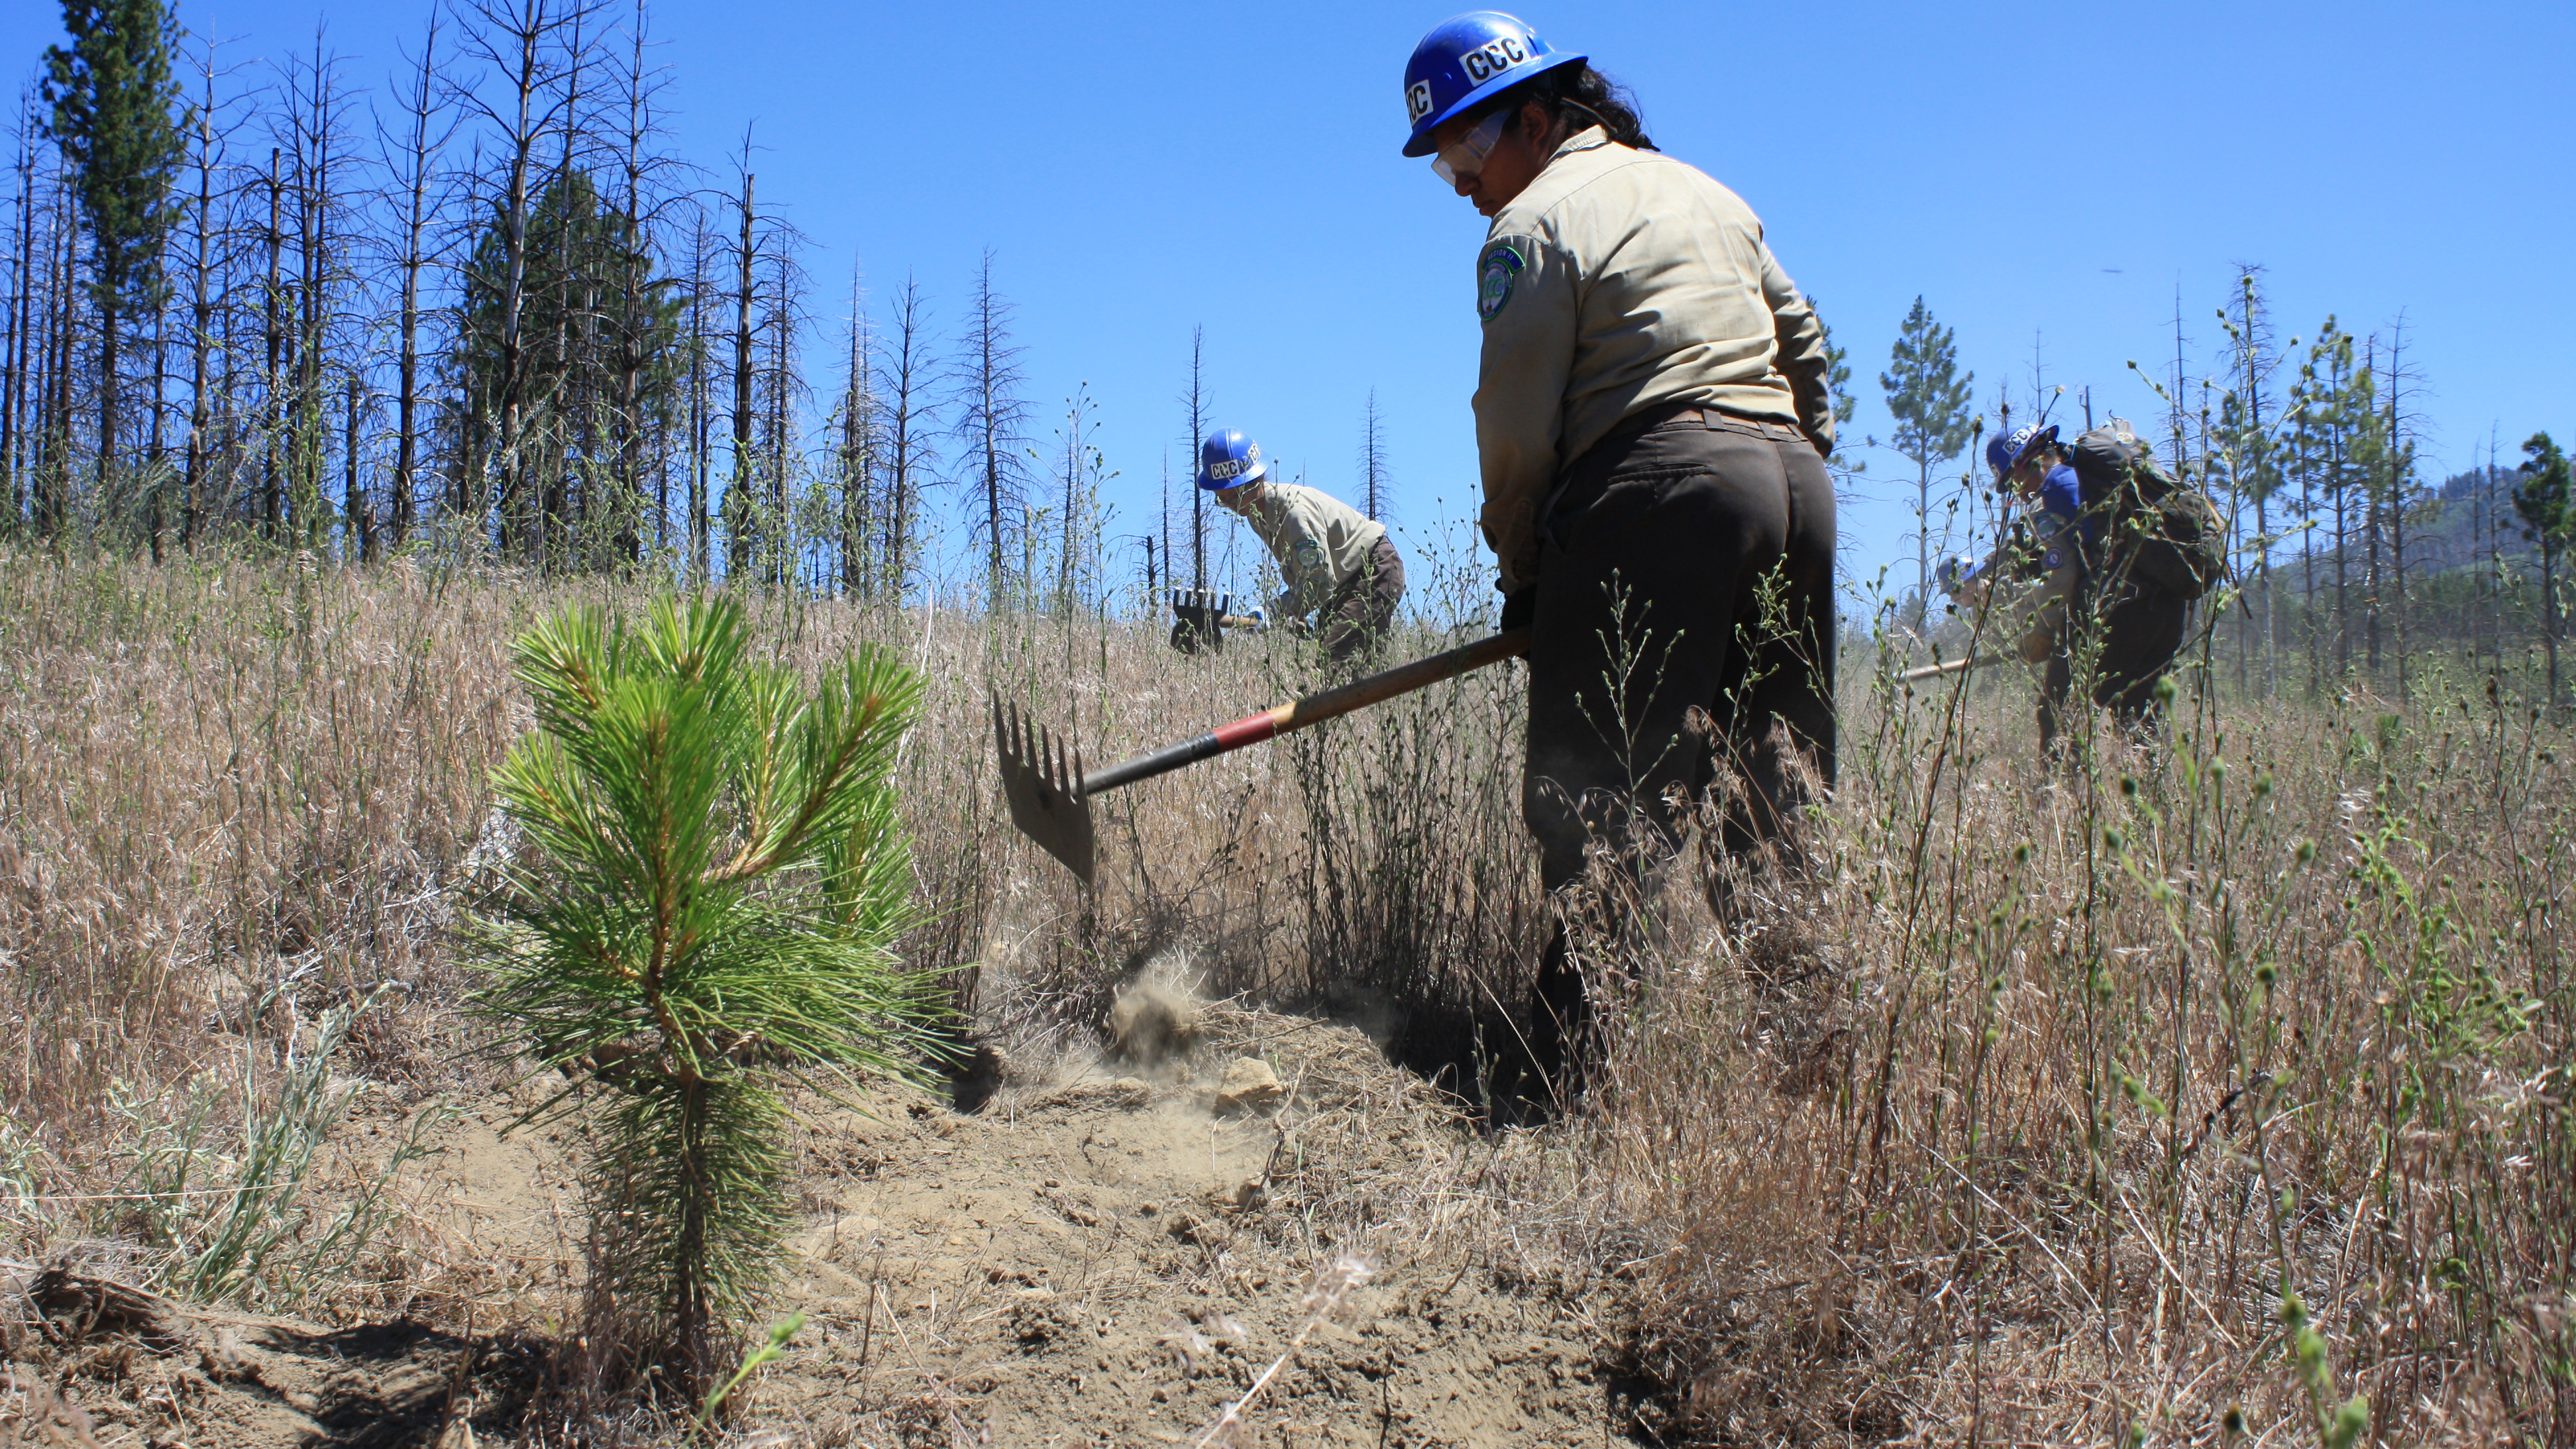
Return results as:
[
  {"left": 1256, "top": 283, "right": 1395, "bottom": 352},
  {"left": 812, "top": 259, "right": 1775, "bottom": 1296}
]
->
[{"left": 466, "top": 594, "right": 945, "bottom": 1404}]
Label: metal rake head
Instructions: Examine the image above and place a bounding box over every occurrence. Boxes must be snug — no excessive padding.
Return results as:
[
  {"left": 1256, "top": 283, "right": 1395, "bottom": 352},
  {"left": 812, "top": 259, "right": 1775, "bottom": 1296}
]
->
[
  {"left": 1168, "top": 588, "right": 1234, "bottom": 655},
  {"left": 991, "top": 692, "right": 1097, "bottom": 885}
]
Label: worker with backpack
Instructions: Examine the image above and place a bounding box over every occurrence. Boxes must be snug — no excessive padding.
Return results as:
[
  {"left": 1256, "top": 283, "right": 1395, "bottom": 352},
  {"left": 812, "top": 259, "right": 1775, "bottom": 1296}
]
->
[{"left": 1964, "top": 419, "right": 2220, "bottom": 753}]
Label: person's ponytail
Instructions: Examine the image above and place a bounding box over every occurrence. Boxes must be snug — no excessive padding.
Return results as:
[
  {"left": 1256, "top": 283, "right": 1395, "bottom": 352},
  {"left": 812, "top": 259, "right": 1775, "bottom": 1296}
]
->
[{"left": 1491, "top": 62, "right": 1655, "bottom": 152}]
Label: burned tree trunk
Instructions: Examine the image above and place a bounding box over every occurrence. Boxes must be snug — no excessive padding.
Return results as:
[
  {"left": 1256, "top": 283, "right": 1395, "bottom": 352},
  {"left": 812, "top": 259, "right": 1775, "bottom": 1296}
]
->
[
  {"left": 345, "top": 375, "right": 374, "bottom": 561},
  {"left": 725, "top": 164, "right": 754, "bottom": 575},
  {"left": 260, "top": 148, "right": 282, "bottom": 539}
]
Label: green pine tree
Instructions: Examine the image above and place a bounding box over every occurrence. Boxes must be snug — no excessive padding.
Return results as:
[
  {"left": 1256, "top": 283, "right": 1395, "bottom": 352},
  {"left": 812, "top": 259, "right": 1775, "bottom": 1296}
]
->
[
  {"left": 1876, "top": 296, "right": 1977, "bottom": 614},
  {"left": 1807, "top": 294, "right": 1864, "bottom": 480},
  {"left": 464, "top": 594, "right": 947, "bottom": 1402},
  {"left": 2514, "top": 433, "right": 2573, "bottom": 710},
  {"left": 444, "top": 168, "right": 686, "bottom": 568},
  {"left": 43, "top": 0, "right": 190, "bottom": 520}
]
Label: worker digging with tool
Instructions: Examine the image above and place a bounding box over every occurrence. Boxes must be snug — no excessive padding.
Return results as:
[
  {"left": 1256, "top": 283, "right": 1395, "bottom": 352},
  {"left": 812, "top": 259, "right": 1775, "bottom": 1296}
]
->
[
  {"left": 1401, "top": 11, "right": 1838, "bottom": 1102},
  {"left": 1199, "top": 428, "right": 1407, "bottom": 665},
  {"left": 1941, "top": 422, "right": 2086, "bottom": 693},
  {"left": 1947, "top": 420, "right": 2190, "bottom": 757}
]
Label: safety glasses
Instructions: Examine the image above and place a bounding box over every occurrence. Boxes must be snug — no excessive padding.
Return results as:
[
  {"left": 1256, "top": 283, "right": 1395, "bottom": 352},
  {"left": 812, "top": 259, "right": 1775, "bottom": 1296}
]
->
[{"left": 1430, "top": 110, "right": 1507, "bottom": 186}]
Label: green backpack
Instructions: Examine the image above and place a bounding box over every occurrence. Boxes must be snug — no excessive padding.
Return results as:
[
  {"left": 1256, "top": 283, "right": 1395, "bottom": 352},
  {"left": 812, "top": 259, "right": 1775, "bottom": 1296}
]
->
[{"left": 2068, "top": 419, "right": 2227, "bottom": 600}]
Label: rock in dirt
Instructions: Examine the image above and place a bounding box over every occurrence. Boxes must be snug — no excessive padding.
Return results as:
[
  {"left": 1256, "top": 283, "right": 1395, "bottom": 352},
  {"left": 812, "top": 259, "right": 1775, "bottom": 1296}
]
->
[
  {"left": 1213, "top": 1058, "right": 1284, "bottom": 1115},
  {"left": 1164, "top": 1208, "right": 1226, "bottom": 1247}
]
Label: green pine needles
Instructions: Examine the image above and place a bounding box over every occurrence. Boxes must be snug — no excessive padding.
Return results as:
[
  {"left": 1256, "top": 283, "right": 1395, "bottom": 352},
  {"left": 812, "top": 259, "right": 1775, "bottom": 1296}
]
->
[{"left": 464, "top": 594, "right": 945, "bottom": 1401}]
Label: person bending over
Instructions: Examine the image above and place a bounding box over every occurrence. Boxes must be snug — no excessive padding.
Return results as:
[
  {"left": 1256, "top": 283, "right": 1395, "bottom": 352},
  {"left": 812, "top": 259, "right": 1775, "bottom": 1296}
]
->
[
  {"left": 1199, "top": 427, "right": 1407, "bottom": 665},
  {"left": 1399, "top": 11, "right": 1838, "bottom": 1097}
]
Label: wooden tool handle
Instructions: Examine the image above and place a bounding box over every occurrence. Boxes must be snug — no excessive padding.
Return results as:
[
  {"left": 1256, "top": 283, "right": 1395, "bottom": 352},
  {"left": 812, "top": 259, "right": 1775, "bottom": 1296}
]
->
[
  {"left": 1083, "top": 627, "right": 1532, "bottom": 796},
  {"left": 1896, "top": 654, "right": 1985, "bottom": 683},
  {"left": 1271, "top": 627, "right": 1532, "bottom": 732}
]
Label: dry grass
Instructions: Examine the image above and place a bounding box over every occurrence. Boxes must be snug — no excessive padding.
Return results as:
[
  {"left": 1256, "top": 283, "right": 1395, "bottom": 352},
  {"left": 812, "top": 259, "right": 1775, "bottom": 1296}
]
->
[
  {"left": 3, "top": 551, "right": 2569, "bottom": 1446},
  {"left": 1473, "top": 657, "right": 2576, "bottom": 1446}
]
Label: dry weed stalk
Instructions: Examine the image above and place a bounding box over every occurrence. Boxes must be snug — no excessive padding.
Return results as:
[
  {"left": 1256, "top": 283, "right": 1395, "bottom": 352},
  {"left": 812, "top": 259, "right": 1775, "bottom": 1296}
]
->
[{"left": 1191, "top": 1251, "right": 1374, "bottom": 1449}]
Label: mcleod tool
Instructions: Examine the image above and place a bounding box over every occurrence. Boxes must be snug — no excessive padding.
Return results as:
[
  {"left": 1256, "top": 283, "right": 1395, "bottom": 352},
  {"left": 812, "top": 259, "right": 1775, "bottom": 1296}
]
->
[
  {"left": 1167, "top": 588, "right": 1267, "bottom": 655},
  {"left": 994, "top": 627, "right": 1532, "bottom": 883}
]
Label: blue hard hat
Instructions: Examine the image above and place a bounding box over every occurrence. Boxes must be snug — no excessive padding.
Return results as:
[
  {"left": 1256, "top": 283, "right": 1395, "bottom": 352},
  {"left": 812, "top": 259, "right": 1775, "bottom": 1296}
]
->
[
  {"left": 1399, "top": 11, "right": 1587, "bottom": 158},
  {"left": 1986, "top": 423, "right": 2060, "bottom": 483},
  {"left": 1196, "top": 429, "right": 1269, "bottom": 491}
]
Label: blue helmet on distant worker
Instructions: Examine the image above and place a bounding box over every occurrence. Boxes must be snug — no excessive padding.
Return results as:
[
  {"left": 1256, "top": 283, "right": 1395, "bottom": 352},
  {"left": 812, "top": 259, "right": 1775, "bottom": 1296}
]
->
[
  {"left": 1986, "top": 423, "right": 2059, "bottom": 483},
  {"left": 1399, "top": 11, "right": 1587, "bottom": 157},
  {"left": 1196, "top": 429, "right": 1269, "bottom": 492}
]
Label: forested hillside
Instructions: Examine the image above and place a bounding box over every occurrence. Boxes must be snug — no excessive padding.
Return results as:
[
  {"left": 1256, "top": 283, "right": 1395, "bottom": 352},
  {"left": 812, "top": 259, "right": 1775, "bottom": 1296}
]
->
[{"left": 5, "top": 0, "right": 1161, "bottom": 605}]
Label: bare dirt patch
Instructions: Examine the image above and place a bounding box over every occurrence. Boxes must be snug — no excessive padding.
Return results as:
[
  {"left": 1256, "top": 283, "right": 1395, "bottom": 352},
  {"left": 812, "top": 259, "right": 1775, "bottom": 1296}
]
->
[{"left": 5, "top": 1007, "right": 1637, "bottom": 1448}]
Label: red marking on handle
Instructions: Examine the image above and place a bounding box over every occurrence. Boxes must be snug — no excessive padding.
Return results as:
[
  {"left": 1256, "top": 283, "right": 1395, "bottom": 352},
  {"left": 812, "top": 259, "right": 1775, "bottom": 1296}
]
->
[{"left": 1210, "top": 706, "right": 1289, "bottom": 750}]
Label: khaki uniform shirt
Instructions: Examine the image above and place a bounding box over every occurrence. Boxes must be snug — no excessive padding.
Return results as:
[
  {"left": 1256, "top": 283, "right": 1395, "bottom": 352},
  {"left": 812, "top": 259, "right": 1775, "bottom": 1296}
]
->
[
  {"left": 1964, "top": 513, "right": 2082, "bottom": 663},
  {"left": 1244, "top": 483, "right": 1387, "bottom": 619},
  {"left": 1473, "top": 128, "right": 1837, "bottom": 592}
]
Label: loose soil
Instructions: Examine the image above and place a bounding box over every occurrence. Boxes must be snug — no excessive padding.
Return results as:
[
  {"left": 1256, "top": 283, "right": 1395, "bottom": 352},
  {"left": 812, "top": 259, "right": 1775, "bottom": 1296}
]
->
[{"left": 4, "top": 1005, "right": 1640, "bottom": 1448}]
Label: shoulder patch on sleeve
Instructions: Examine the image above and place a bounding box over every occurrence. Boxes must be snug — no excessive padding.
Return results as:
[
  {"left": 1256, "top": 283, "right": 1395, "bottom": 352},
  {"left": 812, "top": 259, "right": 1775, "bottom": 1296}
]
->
[{"left": 1476, "top": 240, "right": 1527, "bottom": 323}]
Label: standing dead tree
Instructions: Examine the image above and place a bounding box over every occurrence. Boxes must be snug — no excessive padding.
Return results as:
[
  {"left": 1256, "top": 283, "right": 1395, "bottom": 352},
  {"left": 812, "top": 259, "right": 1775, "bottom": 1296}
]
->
[
  {"left": 721, "top": 143, "right": 755, "bottom": 575},
  {"left": 1048, "top": 382, "right": 1110, "bottom": 619},
  {"left": 874, "top": 274, "right": 934, "bottom": 601},
  {"left": 950, "top": 248, "right": 1028, "bottom": 603},
  {"left": 343, "top": 371, "right": 373, "bottom": 559},
  {"left": 374, "top": 4, "right": 455, "bottom": 552},
  {"left": 44, "top": 165, "right": 78, "bottom": 540},
  {"left": 257, "top": 146, "right": 282, "bottom": 537},
  {"left": 832, "top": 264, "right": 872, "bottom": 598},
  {"left": 175, "top": 34, "right": 237, "bottom": 547},
  {"left": 274, "top": 28, "right": 361, "bottom": 554},
  {"left": 1179, "top": 325, "right": 1207, "bottom": 591},
  {"left": 754, "top": 223, "right": 808, "bottom": 585},
  {"left": 451, "top": 0, "right": 607, "bottom": 559},
  {"left": 3, "top": 102, "right": 38, "bottom": 530},
  {"left": 2374, "top": 319, "right": 2425, "bottom": 701},
  {"left": 1358, "top": 388, "right": 1388, "bottom": 523},
  {"left": 607, "top": 0, "right": 682, "bottom": 565},
  {"left": 683, "top": 211, "right": 709, "bottom": 578}
]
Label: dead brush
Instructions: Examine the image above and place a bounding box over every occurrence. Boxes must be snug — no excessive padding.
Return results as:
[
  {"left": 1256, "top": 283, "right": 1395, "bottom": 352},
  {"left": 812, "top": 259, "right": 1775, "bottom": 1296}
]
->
[{"left": 1444, "top": 632, "right": 2576, "bottom": 1446}]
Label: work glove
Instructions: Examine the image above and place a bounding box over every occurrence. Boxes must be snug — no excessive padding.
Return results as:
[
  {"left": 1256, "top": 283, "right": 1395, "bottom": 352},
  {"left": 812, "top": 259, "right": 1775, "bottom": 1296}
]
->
[{"left": 1498, "top": 587, "right": 1536, "bottom": 632}]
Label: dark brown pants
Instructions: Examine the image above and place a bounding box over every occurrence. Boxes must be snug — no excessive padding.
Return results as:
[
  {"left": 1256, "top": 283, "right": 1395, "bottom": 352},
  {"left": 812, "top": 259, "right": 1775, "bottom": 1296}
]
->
[
  {"left": 2039, "top": 572, "right": 2189, "bottom": 755},
  {"left": 1521, "top": 409, "right": 1837, "bottom": 1088},
  {"left": 1318, "top": 535, "right": 1405, "bottom": 664}
]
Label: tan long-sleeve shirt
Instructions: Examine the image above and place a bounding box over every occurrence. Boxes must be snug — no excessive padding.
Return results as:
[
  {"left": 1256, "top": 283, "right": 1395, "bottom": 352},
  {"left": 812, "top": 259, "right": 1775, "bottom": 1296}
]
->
[
  {"left": 1472, "top": 128, "right": 1835, "bottom": 592},
  {"left": 1243, "top": 482, "right": 1387, "bottom": 619}
]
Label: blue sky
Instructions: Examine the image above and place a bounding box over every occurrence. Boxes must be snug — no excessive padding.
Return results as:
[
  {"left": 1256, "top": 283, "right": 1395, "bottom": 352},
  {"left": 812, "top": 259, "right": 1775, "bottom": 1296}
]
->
[{"left": 9, "top": 0, "right": 2571, "bottom": 617}]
